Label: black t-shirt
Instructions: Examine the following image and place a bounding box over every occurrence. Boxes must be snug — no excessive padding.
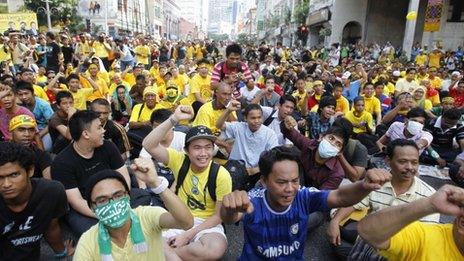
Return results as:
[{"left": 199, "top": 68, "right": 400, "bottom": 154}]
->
[
  {"left": 48, "top": 112, "right": 70, "bottom": 154},
  {"left": 46, "top": 42, "right": 61, "bottom": 71},
  {"left": 61, "top": 45, "right": 74, "bottom": 65},
  {"left": 51, "top": 140, "right": 125, "bottom": 197},
  {"left": 104, "top": 120, "right": 131, "bottom": 154},
  {"left": 30, "top": 145, "right": 52, "bottom": 178},
  {"left": 0, "top": 179, "right": 67, "bottom": 260}
]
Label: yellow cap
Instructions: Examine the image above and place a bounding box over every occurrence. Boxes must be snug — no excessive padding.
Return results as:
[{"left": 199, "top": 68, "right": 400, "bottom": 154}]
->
[
  {"left": 9, "top": 115, "right": 37, "bottom": 132},
  {"left": 143, "top": 87, "right": 157, "bottom": 97},
  {"left": 313, "top": 80, "right": 323, "bottom": 86}
]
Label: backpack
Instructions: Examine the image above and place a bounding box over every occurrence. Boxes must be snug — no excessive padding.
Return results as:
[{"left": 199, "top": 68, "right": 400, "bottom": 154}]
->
[{"left": 175, "top": 156, "right": 220, "bottom": 201}]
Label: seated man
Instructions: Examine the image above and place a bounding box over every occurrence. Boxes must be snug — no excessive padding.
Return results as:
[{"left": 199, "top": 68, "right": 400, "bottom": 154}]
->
[
  {"left": 0, "top": 142, "right": 72, "bottom": 259},
  {"left": 90, "top": 98, "right": 131, "bottom": 160},
  {"left": 74, "top": 160, "right": 193, "bottom": 260},
  {"left": 280, "top": 115, "right": 347, "bottom": 189},
  {"left": 216, "top": 102, "right": 279, "bottom": 184},
  {"left": 260, "top": 95, "right": 297, "bottom": 146},
  {"left": 129, "top": 87, "right": 166, "bottom": 131},
  {"left": 377, "top": 107, "right": 433, "bottom": 154},
  {"left": 48, "top": 91, "right": 76, "bottom": 154},
  {"left": 9, "top": 115, "right": 52, "bottom": 179},
  {"left": 423, "top": 108, "right": 464, "bottom": 167},
  {"left": 449, "top": 151, "right": 464, "bottom": 188},
  {"left": 328, "top": 139, "right": 439, "bottom": 259},
  {"left": 143, "top": 105, "right": 232, "bottom": 260},
  {"left": 51, "top": 110, "right": 132, "bottom": 236},
  {"left": 358, "top": 184, "right": 464, "bottom": 260},
  {"left": 193, "top": 81, "right": 236, "bottom": 136},
  {"left": 220, "top": 145, "right": 392, "bottom": 260}
]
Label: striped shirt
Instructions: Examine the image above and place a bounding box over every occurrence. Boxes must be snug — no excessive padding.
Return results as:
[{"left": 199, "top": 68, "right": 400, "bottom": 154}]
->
[{"left": 353, "top": 176, "right": 440, "bottom": 223}]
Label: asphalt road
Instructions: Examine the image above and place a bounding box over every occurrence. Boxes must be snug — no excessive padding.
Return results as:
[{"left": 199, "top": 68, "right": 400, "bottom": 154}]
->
[{"left": 40, "top": 176, "right": 454, "bottom": 260}]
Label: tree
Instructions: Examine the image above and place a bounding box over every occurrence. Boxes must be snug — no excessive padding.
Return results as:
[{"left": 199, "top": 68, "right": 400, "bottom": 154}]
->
[
  {"left": 294, "top": 0, "right": 310, "bottom": 25},
  {"left": 236, "top": 33, "right": 250, "bottom": 45},
  {"left": 23, "top": 0, "right": 84, "bottom": 33}
]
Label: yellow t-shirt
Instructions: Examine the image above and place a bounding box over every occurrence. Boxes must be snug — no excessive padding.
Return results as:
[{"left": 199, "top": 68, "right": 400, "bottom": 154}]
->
[
  {"left": 379, "top": 222, "right": 464, "bottom": 261},
  {"left": 134, "top": 45, "right": 151, "bottom": 65},
  {"left": 172, "top": 76, "right": 187, "bottom": 94},
  {"left": 195, "top": 45, "right": 204, "bottom": 60},
  {"left": 187, "top": 74, "right": 212, "bottom": 104},
  {"left": 336, "top": 96, "right": 350, "bottom": 114},
  {"left": 429, "top": 77, "right": 442, "bottom": 90},
  {"left": 77, "top": 42, "right": 93, "bottom": 56},
  {"left": 416, "top": 99, "right": 433, "bottom": 110},
  {"left": 345, "top": 110, "right": 374, "bottom": 134},
  {"left": 73, "top": 206, "right": 167, "bottom": 261},
  {"left": 292, "top": 91, "right": 307, "bottom": 112},
  {"left": 92, "top": 42, "right": 109, "bottom": 58},
  {"left": 427, "top": 93, "right": 440, "bottom": 106},
  {"left": 36, "top": 75, "right": 48, "bottom": 86},
  {"left": 71, "top": 88, "right": 94, "bottom": 110},
  {"left": 124, "top": 73, "right": 136, "bottom": 87},
  {"left": 415, "top": 54, "right": 428, "bottom": 66},
  {"left": 428, "top": 53, "right": 442, "bottom": 68},
  {"left": 192, "top": 101, "right": 231, "bottom": 135},
  {"left": 81, "top": 77, "right": 109, "bottom": 102},
  {"left": 129, "top": 103, "right": 166, "bottom": 123},
  {"left": 384, "top": 82, "right": 395, "bottom": 96},
  {"left": 167, "top": 148, "right": 232, "bottom": 219},
  {"left": 363, "top": 96, "right": 381, "bottom": 115},
  {"left": 0, "top": 44, "right": 11, "bottom": 62},
  {"left": 186, "top": 46, "right": 195, "bottom": 59},
  {"left": 33, "top": 84, "right": 50, "bottom": 102},
  {"left": 149, "top": 67, "right": 160, "bottom": 80}
]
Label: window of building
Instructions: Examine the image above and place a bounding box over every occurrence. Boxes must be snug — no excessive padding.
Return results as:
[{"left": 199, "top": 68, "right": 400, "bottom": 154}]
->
[{"left": 448, "top": 0, "right": 463, "bottom": 22}]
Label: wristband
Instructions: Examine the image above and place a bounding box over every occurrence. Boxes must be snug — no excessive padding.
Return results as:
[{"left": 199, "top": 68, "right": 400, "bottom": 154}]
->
[
  {"left": 150, "top": 177, "right": 169, "bottom": 194},
  {"left": 169, "top": 116, "right": 179, "bottom": 126},
  {"left": 54, "top": 247, "right": 67, "bottom": 259}
]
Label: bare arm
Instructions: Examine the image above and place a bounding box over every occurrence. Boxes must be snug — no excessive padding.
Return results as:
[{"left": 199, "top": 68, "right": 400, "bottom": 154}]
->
[
  {"left": 337, "top": 154, "right": 365, "bottom": 182},
  {"left": 66, "top": 188, "right": 97, "bottom": 218}
]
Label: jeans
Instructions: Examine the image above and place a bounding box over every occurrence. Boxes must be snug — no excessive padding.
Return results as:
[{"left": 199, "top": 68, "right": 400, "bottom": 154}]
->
[{"left": 120, "top": 59, "right": 135, "bottom": 71}]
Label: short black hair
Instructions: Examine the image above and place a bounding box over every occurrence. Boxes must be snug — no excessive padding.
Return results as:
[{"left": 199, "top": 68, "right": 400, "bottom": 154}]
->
[
  {"left": 150, "top": 108, "right": 172, "bottom": 125},
  {"left": 66, "top": 73, "right": 80, "bottom": 82},
  {"left": 324, "top": 125, "right": 350, "bottom": 149},
  {"left": 14, "top": 81, "right": 34, "bottom": 94},
  {"left": 90, "top": 98, "right": 110, "bottom": 109},
  {"left": 197, "top": 58, "right": 209, "bottom": 66},
  {"left": 259, "top": 146, "right": 300, "bottom": 178},
  {"left": 279, "top": 95, "right": 296, "bottom": 107},
  {"left": 136, "top": 74, "right": 146, "bottom": 81},
  {"left": 226, "top": 43, "right": 242, "bottom": 57},
  {"left": 407, "top": 107, "right": 427, "bottom": 119},
  {"left": 0, "top": 142, "right": 35, "bottom": 172},
  {"left": 85, "top": 169, "right": 130, "bottom": 207},
  {"left": 244, "top": 103, "right": 262, "bottom": 117},
  {"left": 68, "top": 110, "right": 99, "bottom": 141},
  {"left": 265, "top": 75, "right": 275, "bottom": 84},
  {"left": 406, "top": 68, "right": 416, "bottom": 74},
  {"left": 55, "top": 91, "right": 73, "bottom": 105},
  {"left": 318, "top": 95, "right": 337, "bottom": 114},
  {"left": 443, "top": 108, "right": 462, "bottom": 121},
  {"left": 46, "top": 31, "right": 55, "bottom": 40},
  {"left": 332, "top": 117, "right": 353, "bottom": 136},
  {"left": 386, "top": 139, "right": 419, "bottom": 158}
]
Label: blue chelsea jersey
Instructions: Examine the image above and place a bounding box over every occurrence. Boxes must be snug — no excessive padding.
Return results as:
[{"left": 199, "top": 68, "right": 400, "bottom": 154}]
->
[{"left": 239, "top": 187, "right": 330, "bottom": 260}]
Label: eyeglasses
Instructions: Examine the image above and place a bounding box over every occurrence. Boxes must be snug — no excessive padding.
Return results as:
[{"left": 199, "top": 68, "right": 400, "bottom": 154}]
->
[{"left": 92, "top": 190, "right": 128, "bottom": 207}]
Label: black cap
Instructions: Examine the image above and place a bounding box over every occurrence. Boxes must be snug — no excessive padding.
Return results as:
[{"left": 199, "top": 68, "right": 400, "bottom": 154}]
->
[
  {"left": 20, "top": 68, "right": 34, "bottom": 74},
  {"left": 84, "top": 169, "right": 130, "bottom": 208},
  {"left": 185, "top": 125, "right": 216, "bottom": 146}
]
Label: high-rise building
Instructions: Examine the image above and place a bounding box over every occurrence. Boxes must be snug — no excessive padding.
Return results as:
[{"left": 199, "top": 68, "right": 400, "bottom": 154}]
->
[{"left": 177, "top": 0, "right": 208, "bottom": 33}]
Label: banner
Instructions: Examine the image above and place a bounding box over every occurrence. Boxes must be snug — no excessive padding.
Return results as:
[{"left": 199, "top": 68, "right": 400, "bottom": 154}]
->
[
  {"left": 424, "top": 0, "right": 443, "bottom": 32},
  {"left": 0, "top": 13, "right": 38, "bottom": 34}
]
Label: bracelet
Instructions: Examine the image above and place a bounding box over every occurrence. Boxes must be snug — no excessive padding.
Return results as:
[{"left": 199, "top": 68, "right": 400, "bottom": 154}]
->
[
  {"left": 150, "top": 177, "right": 169, "bottom": 194},
  {"left": 54, "top": 247, "right": 67, "bottom": 259},
  {"left": 169, "top": 116, "right": 179, "bottom": 126}
]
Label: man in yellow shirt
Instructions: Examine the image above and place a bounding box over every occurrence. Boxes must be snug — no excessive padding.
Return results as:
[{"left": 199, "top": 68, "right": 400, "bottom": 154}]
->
[
  {"left": 74, "top": 163, "right": 193, "bottom": 260},
  {"left": 134, "top": 39, "right": 151, "bottom": 68},
  {"left": 427, "top": 67, "right": 443, "bottom": 90},
  {"left": 415, "top": 50, "right": 428, "bottom": 66},
  {"left": 142, "top": 106, "right": 232, "bottom": 260},
  {"left": 358, "top": 184, "right": 464, "bottom": 261},
  {"left": 170, "top": 67, "right": 187, "bottom": 94},
  {"left": 92, "top": 36, "right": 111, "bottom": 70},
  {"left": 334, "top": 83, "right": 349, "bottom": 114},
  {"left": 187, "top": 59, "right": 212, "bottom": 105},
  {"left": 362, "top": 83, "right": 382, "bottom": 124},
  {"left": 129, "top": 87, "right": 166, "bottom": 130},
  {"left": 428, "top": 49, "right": 443, "bottom": 69},
  {"left": 19, "top": 68, "right": 49, "bottom": 102},
  {"left": 193, "top": 82, "right": 235, "bottom": 135},
  {"left": 81, "top": 63, "right": 109, "bottom": 101},
  {"left": 123, "top": 64, "right": 144, "bottom": 87},
  {"left": 66, "top": 73, "right": 96, "bottom": 110},
  {"left": 186, "top": 41, "right": 195, "bottom": 60}
]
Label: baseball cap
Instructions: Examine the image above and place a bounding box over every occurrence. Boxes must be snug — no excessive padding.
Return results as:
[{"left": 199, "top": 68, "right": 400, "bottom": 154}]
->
[
  {"left": 9, "top": 115, "right": 37, "bottom": 132},
  {"left": 392, "top": 70, "right": 401, "bottom": 77},
  {"left": 185, "top": 125, "right": 216, "bottom": 146},
  {"left": 451, "top": 71, "right": 461, "bottom": 77}
]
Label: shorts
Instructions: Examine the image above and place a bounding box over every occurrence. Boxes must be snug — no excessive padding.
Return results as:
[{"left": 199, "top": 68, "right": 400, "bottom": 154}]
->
[{"left": 162, "top": 217, "right": 226, "bottom": 242}]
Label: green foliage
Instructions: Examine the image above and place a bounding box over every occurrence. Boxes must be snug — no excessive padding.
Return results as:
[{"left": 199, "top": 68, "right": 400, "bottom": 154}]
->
[
  {"left": 236, "top": 33, "right": 251, "bottom": 45},
  {"left": 294, "top": 0, "right": 310, "bottom": 25},
  {"left": 23, "top": 0, "right": 84, "bottom": 33}
]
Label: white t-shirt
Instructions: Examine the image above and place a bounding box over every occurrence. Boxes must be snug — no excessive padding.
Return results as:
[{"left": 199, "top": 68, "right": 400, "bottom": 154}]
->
[
  {"left": 240, "top": 86, "right": 260, "bottom": 102},
  {"left": 139, "top": 131, "right": 186, "bottom": 158}
]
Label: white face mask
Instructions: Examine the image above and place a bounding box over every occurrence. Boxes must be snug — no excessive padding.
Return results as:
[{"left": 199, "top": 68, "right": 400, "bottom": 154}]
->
[
  {"left": 318, "top": 138, "right": 340, "bottom": 159},
  {"left": 406, "top": 120, "right": 424, "bottom": 135}
]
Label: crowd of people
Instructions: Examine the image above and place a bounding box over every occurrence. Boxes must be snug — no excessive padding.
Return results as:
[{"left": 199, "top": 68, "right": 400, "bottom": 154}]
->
[{"left": 0, "top": 28, "right": 464, "bottom": 260}]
